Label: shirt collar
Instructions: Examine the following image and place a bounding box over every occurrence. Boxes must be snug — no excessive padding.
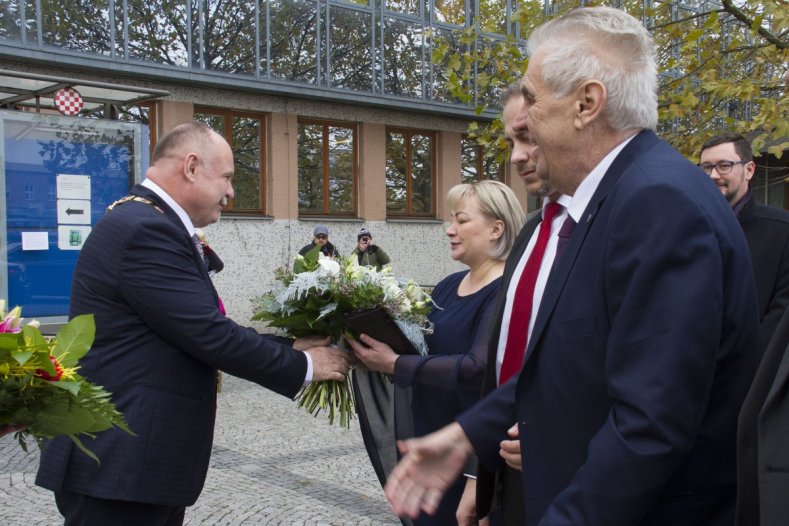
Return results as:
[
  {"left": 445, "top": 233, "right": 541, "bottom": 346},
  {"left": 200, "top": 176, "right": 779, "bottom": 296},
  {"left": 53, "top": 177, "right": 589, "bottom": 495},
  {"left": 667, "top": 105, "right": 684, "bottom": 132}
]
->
[
  {"left": 141, "top": 178, "right": 196, "bottom": 237},
  {"left": 542, "top": 193, "right": 573, "bottom": 217},
  {"left": 732, "top": 187, "right": 751, "bottom": 217},
  {"left": 566, "top": 134, "right": 637, "bottom": 224}
]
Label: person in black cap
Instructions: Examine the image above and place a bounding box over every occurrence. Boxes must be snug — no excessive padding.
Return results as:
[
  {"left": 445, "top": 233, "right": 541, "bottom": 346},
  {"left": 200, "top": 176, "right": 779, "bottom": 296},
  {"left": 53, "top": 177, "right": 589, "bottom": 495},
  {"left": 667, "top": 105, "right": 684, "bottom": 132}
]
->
[
  {"left": 299, "top": 224, "right": 340, "bottom": 258},
  {"left": 353, "top": 227, "right": 390, "bottom": 271}
]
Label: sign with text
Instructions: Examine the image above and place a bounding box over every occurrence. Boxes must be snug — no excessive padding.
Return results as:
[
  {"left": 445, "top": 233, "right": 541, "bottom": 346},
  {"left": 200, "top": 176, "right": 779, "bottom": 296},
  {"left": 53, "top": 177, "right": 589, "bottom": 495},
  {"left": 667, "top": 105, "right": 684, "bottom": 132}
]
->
[{"left": 56, "top": 174, "right": 91, "bottom": 200}]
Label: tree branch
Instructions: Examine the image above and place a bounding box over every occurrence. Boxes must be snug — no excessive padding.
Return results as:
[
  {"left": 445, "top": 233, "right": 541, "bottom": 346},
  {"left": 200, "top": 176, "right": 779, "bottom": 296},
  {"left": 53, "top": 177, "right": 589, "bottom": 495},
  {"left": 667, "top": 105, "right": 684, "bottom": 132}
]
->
[{"left": 720, "top": 0, "right": 787, "bottom": 50}]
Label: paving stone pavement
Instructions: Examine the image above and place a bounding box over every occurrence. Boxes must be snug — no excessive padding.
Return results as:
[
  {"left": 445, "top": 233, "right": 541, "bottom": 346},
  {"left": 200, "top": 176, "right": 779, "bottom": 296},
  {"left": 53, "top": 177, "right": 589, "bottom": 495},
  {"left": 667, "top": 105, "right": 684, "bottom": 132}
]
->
[{"left": 0, "top": 375, "right": 402, "bottom": 525}]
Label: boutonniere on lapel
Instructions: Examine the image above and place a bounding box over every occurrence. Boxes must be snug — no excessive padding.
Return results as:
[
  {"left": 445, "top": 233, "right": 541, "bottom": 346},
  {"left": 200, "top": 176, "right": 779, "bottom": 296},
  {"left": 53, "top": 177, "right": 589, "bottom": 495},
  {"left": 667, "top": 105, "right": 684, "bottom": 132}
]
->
[
  {"left": 194, "top": 229, "right": 225, "bottom": 275},
  {"left": 194, "top": 230, "right": 226, "bottom": 320},
  {"left": 193, "top": 232, "right": 227, "bottom": 394}
]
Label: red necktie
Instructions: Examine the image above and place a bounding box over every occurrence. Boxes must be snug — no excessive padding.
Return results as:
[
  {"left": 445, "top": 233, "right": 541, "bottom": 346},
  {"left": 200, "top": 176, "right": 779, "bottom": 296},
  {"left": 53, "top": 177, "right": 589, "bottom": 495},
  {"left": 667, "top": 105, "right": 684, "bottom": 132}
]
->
[{"left": 499, "top": 202, "right": 562, "bottom": 385}]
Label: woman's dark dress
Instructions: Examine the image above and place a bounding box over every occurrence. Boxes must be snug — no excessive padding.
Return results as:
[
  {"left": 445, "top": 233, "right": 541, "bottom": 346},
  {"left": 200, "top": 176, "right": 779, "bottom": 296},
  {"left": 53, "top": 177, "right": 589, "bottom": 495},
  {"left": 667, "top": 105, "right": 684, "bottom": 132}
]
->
[{"left": 394, "top": 270, "right": 501, "bottom": 526}]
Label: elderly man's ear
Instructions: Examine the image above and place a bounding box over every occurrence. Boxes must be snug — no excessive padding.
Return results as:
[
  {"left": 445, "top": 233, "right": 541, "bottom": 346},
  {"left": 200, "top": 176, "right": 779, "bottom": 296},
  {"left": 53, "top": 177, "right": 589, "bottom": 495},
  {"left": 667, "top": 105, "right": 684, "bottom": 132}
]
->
[{"left": 574, "top": 80, "right": 606, "bottom": 130}]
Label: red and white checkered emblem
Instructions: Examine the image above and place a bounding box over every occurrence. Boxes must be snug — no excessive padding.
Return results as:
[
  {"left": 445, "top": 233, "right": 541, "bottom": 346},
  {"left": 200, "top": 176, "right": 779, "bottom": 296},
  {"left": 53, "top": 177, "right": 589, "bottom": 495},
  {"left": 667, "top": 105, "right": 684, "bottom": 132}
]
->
[{"left": 54, "top": 87, "right": 84, "bottom": 116}]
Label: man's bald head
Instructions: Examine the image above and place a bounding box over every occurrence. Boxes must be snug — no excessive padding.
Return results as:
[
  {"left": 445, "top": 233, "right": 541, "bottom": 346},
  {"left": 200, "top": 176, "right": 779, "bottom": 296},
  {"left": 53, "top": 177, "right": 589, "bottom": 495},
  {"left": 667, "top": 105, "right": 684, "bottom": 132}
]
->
[
  {"left": 147, "top": 122, "right": 235, "bottom": 227},
  {"left": 152, "top": 122, "right": 217, "bottom": 165}
]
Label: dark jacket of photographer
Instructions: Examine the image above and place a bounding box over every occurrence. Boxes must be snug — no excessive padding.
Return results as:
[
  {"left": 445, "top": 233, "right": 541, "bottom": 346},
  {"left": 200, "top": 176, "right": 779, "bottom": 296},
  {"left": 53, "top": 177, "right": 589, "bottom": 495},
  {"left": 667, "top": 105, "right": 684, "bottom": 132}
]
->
[{"left": 353, "top": 245, "right": 390, "bottom": 271}]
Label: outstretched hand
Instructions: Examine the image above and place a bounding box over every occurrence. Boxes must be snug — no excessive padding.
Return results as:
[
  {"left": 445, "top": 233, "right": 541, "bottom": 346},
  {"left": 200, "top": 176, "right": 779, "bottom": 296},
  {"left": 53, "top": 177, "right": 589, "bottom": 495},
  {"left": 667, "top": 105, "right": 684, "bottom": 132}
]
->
[
  {"left": 306, "top": 345, "right": 350, "bottom": 382},
  {"left": 385, "top": 422, "right": 474, "bottom": 519}
]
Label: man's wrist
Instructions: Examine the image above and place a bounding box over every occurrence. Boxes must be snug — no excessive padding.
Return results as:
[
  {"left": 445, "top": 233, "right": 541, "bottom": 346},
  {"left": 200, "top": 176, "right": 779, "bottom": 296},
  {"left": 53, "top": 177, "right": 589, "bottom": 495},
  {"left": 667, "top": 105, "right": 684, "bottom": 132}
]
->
[{"left": 450, "top": 421, "right": 475, "bottom": 456}]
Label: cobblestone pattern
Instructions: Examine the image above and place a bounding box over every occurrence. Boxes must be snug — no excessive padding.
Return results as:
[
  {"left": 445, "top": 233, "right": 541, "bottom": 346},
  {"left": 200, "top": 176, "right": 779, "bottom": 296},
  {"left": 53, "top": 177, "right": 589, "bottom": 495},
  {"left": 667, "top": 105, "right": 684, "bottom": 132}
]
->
[{"left": 0, "top": 375, "right": 401, "bottom": 525}]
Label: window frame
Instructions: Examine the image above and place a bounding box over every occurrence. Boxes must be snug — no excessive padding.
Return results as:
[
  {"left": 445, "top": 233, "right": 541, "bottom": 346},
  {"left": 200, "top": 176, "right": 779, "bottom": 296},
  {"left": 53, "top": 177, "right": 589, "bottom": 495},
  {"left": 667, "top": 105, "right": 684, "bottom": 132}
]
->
[
  {"left": 385, "top": 126, "right": 437, "bottom": 218},
  {"left": 460, "top": 133, "right": 503, "bottom": 183},
  {"left": 297, "top": 117, "right": 359, "bottom": 217},
  {"left": 193, "top": 106, "right": 267, "bottom": 216}
]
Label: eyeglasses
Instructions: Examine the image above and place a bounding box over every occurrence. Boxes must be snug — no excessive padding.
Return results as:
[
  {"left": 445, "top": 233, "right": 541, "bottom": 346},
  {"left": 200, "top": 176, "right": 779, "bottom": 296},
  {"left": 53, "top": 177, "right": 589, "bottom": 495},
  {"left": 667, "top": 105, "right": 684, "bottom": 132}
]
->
[
  {"left": 315, "top": 234, "right": 327, "bottom": 240},
  {"left": 697, "top": 160, "right": 747, "bottom": 175}
]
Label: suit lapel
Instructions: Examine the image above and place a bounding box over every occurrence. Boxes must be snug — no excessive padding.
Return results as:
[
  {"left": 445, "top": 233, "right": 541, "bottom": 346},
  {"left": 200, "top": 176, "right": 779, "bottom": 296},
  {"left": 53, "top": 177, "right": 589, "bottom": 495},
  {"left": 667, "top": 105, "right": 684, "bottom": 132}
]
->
[
  {"left": 521, "top": 130, "right": 661, "bottom": 370},
  {"left": 129, "top": 185, "right": 219, "bottom": 296},
  {"left": 504, "top": 215, "right": 542, "bottom": 287}
]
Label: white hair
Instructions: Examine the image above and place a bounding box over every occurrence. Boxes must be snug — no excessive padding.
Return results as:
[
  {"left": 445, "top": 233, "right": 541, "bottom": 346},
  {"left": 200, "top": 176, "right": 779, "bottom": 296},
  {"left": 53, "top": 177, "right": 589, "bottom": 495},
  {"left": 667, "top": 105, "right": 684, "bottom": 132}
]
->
[{"left": 526, "top": 6, "right": 658, "bottom": 131}]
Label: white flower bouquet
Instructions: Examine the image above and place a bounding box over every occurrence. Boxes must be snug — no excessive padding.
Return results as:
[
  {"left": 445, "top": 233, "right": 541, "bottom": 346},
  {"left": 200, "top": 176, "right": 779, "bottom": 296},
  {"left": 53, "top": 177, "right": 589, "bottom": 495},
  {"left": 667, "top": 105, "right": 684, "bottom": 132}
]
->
[{"left": 252, "top": 247, "right": 433, "bottom": 426}]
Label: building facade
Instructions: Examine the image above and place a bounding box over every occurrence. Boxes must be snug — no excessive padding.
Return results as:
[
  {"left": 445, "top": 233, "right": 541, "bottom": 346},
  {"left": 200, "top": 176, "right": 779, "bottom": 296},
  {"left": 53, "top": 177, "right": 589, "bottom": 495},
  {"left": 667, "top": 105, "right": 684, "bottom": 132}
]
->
[
  {"left": 0, "top": 0, "right": 543, "bottom": 324},
  {"left": 1, "top": 1, "right": 785, "bottom": 324}
]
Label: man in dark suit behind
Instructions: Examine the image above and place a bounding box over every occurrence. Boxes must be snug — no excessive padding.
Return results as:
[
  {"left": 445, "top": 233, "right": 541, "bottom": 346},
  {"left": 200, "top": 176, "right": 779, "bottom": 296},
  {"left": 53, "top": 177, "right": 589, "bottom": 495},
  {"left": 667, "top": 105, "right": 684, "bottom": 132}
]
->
[
  {"left": 737, "top": 307, "right": 789, "bottom": 526},
  {"left": 699, "top": 132, "right": 789, "bottom": 350},
  {"left": 385, "top": 7, "right": 760, "bottom": 526},
  {"left": 35, "top": 123, "right": 349, "bottom": 525},
  {"left": 456, "top": 84, "right": 568, "bottom": 526}
]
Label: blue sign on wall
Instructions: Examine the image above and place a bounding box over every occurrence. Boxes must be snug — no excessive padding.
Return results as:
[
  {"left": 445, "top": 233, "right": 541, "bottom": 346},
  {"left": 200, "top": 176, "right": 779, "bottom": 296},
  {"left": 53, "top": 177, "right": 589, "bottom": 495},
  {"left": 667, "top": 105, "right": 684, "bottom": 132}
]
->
[{"left": 1, "top": 111, "right": 146, "bottom": 319}]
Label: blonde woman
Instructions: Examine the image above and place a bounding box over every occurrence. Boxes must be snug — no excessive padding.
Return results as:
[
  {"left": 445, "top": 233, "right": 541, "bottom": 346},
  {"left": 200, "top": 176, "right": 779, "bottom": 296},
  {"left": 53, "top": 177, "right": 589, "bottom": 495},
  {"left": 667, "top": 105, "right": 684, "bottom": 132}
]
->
[{"left": 350, "top": 180, "right": 525, "bottom": 526}]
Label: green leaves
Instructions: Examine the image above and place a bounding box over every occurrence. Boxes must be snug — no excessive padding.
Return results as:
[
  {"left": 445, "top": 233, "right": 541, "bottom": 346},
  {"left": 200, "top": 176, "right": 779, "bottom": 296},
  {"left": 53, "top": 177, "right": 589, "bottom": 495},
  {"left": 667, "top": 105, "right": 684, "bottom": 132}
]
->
[
  {"left": 435, "top": 0, "right": 787, "bottom": 161},
  {"left": 33, "top": 401, "right": 104, "bottom": 435},
  {"left": 0, "top": 333, "right": 21, "bottom": 351},
  {"left": 53, "top": 314, "right": 95, "bottom": 367},
  {"left": 1, "top": 311, "right": 133, "bottom": 463},
  {"left": 293, "top": 245, "right": 321, "bottom": 274}
]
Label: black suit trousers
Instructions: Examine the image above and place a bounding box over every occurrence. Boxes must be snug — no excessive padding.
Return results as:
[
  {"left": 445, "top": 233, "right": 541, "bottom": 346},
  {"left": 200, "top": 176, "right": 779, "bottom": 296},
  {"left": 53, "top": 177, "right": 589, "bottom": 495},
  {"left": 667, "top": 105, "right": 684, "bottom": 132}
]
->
[{"left": 56, "top": 490, "right": 186, "bottom": 526}]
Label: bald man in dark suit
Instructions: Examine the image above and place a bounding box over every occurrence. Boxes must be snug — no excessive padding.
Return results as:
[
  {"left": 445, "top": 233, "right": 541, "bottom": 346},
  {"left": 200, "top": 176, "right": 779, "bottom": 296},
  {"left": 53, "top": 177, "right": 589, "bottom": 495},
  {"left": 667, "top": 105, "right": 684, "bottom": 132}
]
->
[{"left": 36, "top": 123, "right": 349, "bottom": 526}]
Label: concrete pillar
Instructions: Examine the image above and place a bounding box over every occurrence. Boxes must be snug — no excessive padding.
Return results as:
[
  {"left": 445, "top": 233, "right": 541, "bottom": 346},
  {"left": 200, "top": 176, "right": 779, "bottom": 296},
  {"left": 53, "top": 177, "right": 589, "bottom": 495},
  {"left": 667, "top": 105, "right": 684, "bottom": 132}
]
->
[
  {"left": 359, "top": 122, "right": 386, "bottom": 220},
  {"left": 436, "top": 131, "right": 462, "bottom": 220},
  {"left": 268, "top": 112, "right": 298, "bottom": 219},
  {"left": 156, "top": 100, "right": 194, "bottom": 137}
]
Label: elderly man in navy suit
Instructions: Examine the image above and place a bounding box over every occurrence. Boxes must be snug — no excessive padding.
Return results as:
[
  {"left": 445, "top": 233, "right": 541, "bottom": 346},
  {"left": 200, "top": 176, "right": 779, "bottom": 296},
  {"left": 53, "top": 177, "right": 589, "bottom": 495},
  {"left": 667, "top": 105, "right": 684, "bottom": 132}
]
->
[
  {"left": 385, "top": 7, "right": 759, "bottom": 526},
  {"left": 35, "top": 123, "right": 349, "bottom": 525}
]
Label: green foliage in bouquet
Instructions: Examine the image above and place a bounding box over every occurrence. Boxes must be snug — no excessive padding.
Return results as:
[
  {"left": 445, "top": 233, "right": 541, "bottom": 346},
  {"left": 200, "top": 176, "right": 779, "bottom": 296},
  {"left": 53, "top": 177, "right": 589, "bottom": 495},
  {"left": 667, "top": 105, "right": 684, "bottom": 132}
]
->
[
  {"left": 0, "top": 303, "right": 134, "bottom": 463},
  {"left": 252, "top": 248, "right": 433, "bottom": 427}
]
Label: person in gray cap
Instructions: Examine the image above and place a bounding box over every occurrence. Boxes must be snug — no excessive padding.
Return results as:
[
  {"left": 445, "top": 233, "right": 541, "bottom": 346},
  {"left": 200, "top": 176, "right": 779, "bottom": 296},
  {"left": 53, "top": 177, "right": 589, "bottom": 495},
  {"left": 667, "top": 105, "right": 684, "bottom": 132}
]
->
[{"left": 299, "top": 224, "right": 340, "bottom": 258}]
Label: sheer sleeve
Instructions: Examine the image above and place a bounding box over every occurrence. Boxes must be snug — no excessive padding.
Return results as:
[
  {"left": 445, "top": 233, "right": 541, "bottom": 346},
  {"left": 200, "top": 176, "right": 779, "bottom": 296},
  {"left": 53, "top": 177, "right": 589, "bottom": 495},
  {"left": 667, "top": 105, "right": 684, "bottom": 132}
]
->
[{"left": 393, "top": 283, "right": 500, "bottom": 392}]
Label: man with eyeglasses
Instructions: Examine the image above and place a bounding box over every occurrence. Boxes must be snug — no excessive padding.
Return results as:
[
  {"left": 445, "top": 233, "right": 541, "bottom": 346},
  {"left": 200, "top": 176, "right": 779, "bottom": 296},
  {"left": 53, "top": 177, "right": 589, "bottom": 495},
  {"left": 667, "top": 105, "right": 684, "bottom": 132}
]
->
[{"left": 699, "top": 132, "right": 789, "bottom": 351}]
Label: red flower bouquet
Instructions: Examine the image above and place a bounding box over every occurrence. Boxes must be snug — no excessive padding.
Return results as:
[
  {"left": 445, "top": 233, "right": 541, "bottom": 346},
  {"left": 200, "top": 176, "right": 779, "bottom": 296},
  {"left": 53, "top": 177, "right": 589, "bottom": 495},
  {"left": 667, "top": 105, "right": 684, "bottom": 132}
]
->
[{"left": 0, "top": 301, "right": 133, "bottom": 463}]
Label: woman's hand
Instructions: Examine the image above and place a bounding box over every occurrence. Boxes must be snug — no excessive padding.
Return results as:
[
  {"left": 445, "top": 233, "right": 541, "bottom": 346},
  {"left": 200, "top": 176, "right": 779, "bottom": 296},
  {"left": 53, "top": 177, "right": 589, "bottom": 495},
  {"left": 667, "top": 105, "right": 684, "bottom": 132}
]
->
[{"left": 347, "top": 333, "right": 398, "bottom": 375}]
